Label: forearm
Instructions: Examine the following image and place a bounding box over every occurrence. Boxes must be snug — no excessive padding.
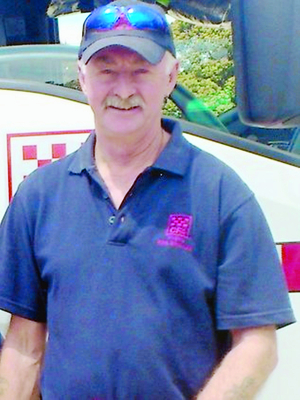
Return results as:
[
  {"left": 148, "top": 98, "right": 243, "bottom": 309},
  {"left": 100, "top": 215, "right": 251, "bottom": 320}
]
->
[
  {"left": 0, "top": 345, "right": 43, "bottom": 399},
  {"left": 0, "top": 316, "right": 46, "bottom": 400},
  {"left": 196, "top": 326, "right": 278, "bottom": 400}
]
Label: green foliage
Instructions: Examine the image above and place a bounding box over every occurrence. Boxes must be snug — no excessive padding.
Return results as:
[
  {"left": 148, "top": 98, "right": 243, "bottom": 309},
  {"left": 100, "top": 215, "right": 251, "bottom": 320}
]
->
[
  {"left": 64, "top": 79, "right": 81, "bottom": 90},
  {"left": 163, "top": 98, "right": 182, "bottom": 118},
  {"left": 165, "top": 20, "right": 236, "bottom": 117}
]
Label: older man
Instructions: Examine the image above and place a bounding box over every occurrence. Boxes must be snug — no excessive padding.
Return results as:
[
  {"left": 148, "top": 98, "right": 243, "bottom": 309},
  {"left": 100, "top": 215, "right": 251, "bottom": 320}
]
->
[{"left": 0, "top": 1, "right": 294, "bottom": 399}]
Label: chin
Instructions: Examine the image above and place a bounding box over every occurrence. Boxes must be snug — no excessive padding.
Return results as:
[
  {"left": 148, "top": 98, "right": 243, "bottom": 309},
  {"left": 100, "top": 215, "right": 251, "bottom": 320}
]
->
[{"left": 102, "top": 116, "right": 145, "bottom": 135}]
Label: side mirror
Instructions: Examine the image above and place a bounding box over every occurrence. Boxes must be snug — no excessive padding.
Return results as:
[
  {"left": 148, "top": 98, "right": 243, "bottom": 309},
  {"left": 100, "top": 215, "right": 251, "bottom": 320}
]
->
[{"left": 231, "top": 0, "right": 300, "bottom": 127}]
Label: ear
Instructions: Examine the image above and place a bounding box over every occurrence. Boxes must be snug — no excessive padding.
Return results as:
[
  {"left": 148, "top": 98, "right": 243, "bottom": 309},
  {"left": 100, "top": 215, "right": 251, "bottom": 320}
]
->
[
  {"left": 166, "top": 60, "right": 179, "bottom": 97},
  {"left": 78, "top": 61, "right": 87, "bottom": 95}
]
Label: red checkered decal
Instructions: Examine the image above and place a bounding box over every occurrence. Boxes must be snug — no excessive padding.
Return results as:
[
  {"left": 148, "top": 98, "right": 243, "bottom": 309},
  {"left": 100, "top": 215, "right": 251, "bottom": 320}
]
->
[
  {"left": 7, "top": 130, "right": 90, "bottom": 200},
  {"left": 277, "top": 243, "right": 300, "bottom": 292}
]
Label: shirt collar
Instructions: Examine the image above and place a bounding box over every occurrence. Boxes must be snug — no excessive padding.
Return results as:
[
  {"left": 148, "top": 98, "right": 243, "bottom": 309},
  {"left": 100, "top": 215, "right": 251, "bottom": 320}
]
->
[
  {"left": 68, "top": 119, "right": 192, "bottom": 177},
  {"left": 153, "top": 119, "right": 191, "bottom": 176},
  {"left": 68, "top": 131, "right": 96, "bottom": 174}
]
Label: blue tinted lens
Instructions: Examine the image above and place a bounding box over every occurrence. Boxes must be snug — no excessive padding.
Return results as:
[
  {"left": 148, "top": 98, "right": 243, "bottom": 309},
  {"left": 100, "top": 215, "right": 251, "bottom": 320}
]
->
[
  {"left": 85, "top": 4, "right": 169, "bottom": 33},
  {"left": 86, "top": 7, "right": 119, "bottom": 31},
  {"left": 126, "top": 6, "right": 169, "bottom": 32}
]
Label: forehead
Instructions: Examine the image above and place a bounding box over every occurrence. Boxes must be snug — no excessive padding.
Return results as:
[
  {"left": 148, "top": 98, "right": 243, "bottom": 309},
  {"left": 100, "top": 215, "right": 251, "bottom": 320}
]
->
[{"left": 90, "top": 46, "right": 152, "bottom": 65}]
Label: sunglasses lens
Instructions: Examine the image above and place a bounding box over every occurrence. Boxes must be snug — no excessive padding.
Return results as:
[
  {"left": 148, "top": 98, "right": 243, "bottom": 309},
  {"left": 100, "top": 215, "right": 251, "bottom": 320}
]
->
[
  {"left": 86, "top": 7, "right": 118, "bottom": 31},
  {"left": 86, "top": 5, "right": 168, "bottom": 33},
  {"left": 127, "top": 6, "right": 168, "bottom": 32}
]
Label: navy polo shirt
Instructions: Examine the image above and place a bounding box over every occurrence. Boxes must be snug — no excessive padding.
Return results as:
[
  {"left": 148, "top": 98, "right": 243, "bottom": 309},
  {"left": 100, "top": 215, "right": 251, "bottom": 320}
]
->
[{"left": 0, "top": 119, "right": 295, "bottom": 399}]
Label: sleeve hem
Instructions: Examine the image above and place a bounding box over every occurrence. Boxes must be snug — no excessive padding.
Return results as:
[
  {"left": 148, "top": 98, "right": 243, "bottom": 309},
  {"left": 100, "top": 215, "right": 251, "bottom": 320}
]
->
[
  {"left": 217, "top": 309, "right": 296, "bottom": 330},
  {"left": 0, "top": 298, "right": 46, "bottom": 323}
]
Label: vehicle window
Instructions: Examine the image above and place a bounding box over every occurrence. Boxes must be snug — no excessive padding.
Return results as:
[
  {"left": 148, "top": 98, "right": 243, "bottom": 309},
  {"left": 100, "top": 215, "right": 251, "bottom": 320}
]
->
[
  {"left": 0, "top": 45, "right": 78, "bottom": 88},
  {"left": 170, "top": 20, "right": 235, "bottom": 117},
  {"left": 0, "top": 19, "right": 299, "bottom": 164},
  {"left": 169, "top": 20, "right": 299, "bottom": 161}
]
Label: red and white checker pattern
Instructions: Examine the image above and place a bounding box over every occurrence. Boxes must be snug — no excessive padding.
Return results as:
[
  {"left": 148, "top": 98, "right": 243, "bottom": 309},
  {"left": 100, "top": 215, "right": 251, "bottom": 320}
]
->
[{"left": 7, "top": 130, "right": 90, "bottom": 200}]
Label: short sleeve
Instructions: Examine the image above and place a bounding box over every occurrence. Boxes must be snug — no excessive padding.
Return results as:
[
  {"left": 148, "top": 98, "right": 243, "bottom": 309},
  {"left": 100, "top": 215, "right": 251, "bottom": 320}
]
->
[
  {"left": 0, "top": 192, "right": 47, "bottom": 322},
  {"left": 216, "top": 194, "right": 295, "bottom": 330}
]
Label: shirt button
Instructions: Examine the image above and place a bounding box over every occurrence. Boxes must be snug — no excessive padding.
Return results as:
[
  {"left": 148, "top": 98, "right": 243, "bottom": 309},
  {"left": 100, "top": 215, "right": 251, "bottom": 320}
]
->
[
  {"left": 109, "top": 216, "right": 115, "bottom": 225},
  {"left": 120, "top": 216, "right": 125, "bottom": 223}
]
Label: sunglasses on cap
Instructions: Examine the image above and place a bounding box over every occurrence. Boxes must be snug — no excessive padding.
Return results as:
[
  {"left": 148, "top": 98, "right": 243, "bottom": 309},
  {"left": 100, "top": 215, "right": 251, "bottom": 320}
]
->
[{"left": 83, "top": 3, "right": 171, "bottom": 34}]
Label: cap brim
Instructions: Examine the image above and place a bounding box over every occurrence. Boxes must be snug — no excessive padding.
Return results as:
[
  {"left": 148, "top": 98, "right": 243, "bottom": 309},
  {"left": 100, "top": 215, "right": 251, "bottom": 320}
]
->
[{"left": 80, "top": 36, "right": 166, "bottom": 65}]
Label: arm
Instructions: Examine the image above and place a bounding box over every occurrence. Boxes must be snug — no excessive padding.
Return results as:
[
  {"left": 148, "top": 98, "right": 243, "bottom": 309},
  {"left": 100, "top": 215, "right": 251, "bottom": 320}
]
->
[
  {"left": 0, "top": 315, "right": 47, "bottom": 400},
  {"left": 197, "top": 325, "right": 277, "bottom": 400}
]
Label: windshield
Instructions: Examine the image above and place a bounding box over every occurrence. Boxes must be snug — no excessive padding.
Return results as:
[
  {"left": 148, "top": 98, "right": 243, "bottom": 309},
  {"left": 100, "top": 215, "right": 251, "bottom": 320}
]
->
[{"left": 0, "top": 14, "right": 299, "bottom": 163}]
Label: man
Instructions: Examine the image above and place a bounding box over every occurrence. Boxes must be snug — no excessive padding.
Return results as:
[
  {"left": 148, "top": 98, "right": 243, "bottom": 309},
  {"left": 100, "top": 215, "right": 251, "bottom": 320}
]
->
[{"left": 0, "top": 1, "right": 295, "bottom": 399}]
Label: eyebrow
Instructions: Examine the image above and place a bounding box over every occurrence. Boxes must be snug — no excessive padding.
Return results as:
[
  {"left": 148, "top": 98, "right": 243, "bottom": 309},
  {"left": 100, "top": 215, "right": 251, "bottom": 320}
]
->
[
  {"left": 94, "top": 55, "right": 115, "bottom": 64},
  {"left": 93, "top": 53, "right": 150, "bottom": 66}
]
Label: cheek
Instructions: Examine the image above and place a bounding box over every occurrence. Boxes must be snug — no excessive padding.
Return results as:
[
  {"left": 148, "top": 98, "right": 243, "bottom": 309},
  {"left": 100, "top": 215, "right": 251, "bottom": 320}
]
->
[
  {"left": 85, "top": 80, "right": 108, "bottom": 104},
  {"left": 154, "top": 77, "right": 170, "bottom": 97},
  {"left": 145, "top": 83, "right": 168, "bottom": 106}
]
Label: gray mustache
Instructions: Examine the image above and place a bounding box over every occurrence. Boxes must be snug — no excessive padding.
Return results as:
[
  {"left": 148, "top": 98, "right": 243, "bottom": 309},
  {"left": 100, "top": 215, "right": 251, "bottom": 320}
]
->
[{"left": 104, "top": 96, "right": 145, "bottom": 110}]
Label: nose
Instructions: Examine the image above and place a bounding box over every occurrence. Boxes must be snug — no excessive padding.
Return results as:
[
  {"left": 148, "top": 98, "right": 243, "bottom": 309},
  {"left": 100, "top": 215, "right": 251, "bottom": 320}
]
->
[{"left": 112, "top": 72, "right": 136, "bottom": 99}]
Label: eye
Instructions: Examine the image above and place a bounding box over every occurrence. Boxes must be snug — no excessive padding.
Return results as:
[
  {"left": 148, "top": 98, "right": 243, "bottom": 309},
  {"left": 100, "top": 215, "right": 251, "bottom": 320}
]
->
[
  {"left": 101, "top": 69, "right": 115, "bottom": 75},
  {"left": 134, "top": 68, "right": 149, "bottom": 75}
]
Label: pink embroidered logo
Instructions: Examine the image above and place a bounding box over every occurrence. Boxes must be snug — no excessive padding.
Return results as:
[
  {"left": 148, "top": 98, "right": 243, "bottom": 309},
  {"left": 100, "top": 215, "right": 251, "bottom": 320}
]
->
[{"left": 157, "top": 214, "right": 193, "bottom": 252}]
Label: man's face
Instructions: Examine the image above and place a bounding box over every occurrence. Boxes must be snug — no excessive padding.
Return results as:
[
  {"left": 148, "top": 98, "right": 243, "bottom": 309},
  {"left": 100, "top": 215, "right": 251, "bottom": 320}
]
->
[{"left": 79, "top": 46, "right": 178, "bottom": 137}]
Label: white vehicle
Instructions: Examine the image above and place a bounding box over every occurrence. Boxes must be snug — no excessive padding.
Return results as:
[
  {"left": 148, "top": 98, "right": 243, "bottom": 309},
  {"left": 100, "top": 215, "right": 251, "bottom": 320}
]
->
[{"left": 0, "top": 42, "right": 299, "bottom": 399}]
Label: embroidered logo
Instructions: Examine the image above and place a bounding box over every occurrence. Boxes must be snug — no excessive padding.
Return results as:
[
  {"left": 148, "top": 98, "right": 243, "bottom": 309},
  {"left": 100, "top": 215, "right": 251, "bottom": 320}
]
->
[{"left": 157, "top": 214, "right": 193, "bottom": 252}]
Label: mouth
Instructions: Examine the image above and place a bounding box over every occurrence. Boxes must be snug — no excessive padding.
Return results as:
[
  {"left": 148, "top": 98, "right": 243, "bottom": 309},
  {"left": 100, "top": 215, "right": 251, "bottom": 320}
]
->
[
  {"left": 108, "top": 105, "right": 140, "bottom": 111},
  {"left": 105, "top": 97, "right": 143, "bottom": 112}
]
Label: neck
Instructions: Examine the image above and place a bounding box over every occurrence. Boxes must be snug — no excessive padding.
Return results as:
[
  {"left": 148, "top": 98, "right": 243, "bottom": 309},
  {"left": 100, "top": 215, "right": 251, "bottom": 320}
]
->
[
  {"left": 93, "top": 125, "right": 170, "bottom": 209},
  {"left": 94, "top": 124, "right": 169, "bottom": 172}
]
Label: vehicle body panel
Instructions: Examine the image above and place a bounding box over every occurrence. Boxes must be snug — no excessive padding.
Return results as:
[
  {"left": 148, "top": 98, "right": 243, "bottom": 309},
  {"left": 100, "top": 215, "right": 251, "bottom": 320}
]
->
[{"left": 186, "top": 133, "right": 300, "bottom": 243}]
